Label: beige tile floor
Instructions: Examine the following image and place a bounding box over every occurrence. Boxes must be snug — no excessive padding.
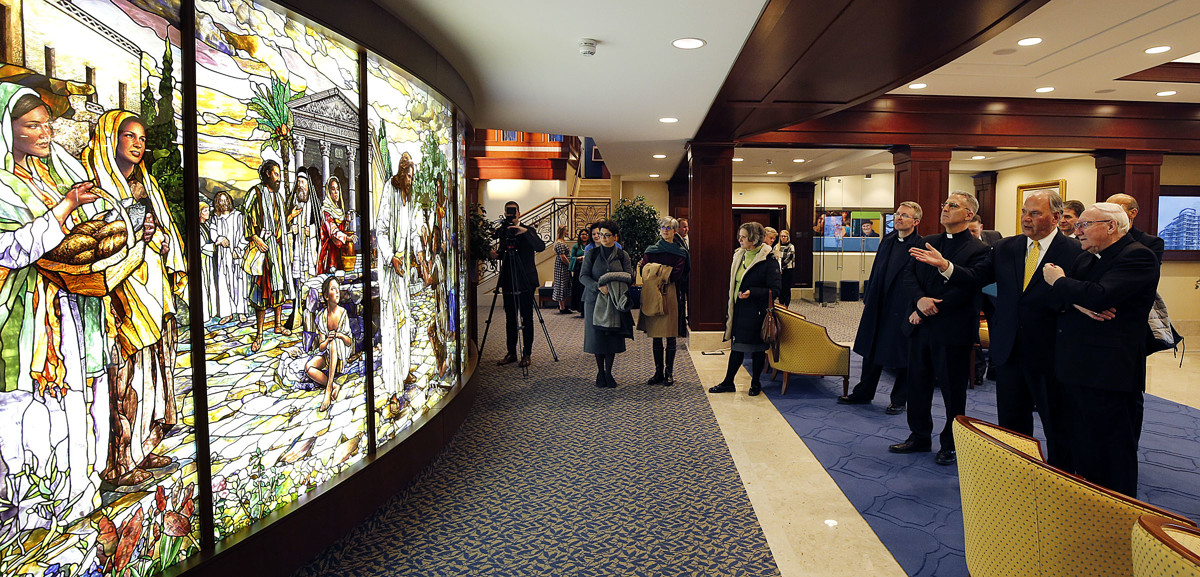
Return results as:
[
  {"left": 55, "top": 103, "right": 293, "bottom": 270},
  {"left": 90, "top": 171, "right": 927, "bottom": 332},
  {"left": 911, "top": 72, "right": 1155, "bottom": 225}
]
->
[{"left": 689, "top": 331, "right": 1200, "bottom": 577}]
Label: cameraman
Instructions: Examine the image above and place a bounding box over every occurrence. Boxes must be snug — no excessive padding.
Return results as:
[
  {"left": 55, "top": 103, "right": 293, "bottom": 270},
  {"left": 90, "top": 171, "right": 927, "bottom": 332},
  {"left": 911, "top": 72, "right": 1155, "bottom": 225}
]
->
[{"left": 490, "top": 201, "right": 546, "bottom": 367}]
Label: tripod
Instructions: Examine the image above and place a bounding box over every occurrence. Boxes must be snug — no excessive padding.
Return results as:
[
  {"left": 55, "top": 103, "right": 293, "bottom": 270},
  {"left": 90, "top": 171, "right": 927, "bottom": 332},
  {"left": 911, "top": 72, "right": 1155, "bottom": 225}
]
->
[{"left": 479, "top": 242, "right": 559, "bottom": 376}]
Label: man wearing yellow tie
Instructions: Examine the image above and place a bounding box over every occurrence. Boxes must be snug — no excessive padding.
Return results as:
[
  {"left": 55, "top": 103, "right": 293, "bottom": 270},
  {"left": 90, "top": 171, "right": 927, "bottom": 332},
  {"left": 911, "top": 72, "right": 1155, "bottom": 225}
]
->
[{"left": 911, "top": 191, "right": 1082, "bottom": 470}]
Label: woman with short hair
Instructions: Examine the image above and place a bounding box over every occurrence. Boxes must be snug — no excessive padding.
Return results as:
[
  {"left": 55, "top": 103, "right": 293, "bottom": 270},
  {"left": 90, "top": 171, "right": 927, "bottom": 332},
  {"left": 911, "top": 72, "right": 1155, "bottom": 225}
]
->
[
  {"left": 580, "top": 219, "right": 635, "bottom": 387},
  {"left": 637, "top": 216, "right": 689, "bottom": 385},
  {"left": 709, "top": 222, "right": 781, "bottom": 397}
]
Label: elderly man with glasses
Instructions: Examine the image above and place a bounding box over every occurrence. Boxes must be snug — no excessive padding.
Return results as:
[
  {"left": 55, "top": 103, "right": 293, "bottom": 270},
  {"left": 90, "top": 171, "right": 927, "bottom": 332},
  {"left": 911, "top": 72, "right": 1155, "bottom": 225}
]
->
[
  {"left": 911, "top": 191, "right": 1083, "bottom": 471},
  {"left": 1042, "top": 202, "right": 1160, "bottom": 497},
  {"left": 889, "top": 191, "right": 990, "bottom": 466},
  {"left": 840, "top": 201, "right": 924, "bottom": 414}
]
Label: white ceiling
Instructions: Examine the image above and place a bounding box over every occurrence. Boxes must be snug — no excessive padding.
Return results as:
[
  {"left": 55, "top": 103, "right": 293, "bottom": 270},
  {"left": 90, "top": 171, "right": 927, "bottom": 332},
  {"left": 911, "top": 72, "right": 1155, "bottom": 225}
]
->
[{"left": 374, "top": 0, "right": 1200, "bottom": 183}]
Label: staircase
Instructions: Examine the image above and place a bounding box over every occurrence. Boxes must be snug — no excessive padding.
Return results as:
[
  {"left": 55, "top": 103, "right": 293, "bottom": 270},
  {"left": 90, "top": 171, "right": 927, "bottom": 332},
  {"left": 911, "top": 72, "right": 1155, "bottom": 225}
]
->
[{"left": 576, "top": 179, "right": 612, "bottom": 198}]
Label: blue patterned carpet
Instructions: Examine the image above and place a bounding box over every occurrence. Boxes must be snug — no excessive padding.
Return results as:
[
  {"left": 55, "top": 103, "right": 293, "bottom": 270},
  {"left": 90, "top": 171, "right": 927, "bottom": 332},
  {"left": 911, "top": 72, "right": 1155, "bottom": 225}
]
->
[
  {"left": 294, "top": 309, "right": 779, "bottom": 576},
  {"left": 755, "top": 353, "right": 1200, "bottom": 577}
]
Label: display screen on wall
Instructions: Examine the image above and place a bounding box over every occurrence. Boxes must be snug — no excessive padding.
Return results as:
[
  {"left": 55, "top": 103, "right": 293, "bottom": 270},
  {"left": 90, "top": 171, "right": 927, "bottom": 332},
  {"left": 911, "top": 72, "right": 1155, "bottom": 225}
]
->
[
  {"left": 1158, "top": 195, "right": 1200, "bottom": 251},
  {"left": 0, "top": 0, "right": 197, "bottom": 575},
  {"left": 366, "top": 53, "right": 457, "bottom": 448},
  {"left": 194, "top": 0, "right": 366, "bottom": 540}
]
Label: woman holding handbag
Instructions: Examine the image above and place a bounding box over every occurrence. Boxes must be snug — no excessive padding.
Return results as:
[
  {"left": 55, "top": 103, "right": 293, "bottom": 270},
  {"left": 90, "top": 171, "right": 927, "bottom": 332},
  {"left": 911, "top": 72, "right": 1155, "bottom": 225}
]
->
[{"left": 709, "top": 222, "right": 781, "bottom": 397}]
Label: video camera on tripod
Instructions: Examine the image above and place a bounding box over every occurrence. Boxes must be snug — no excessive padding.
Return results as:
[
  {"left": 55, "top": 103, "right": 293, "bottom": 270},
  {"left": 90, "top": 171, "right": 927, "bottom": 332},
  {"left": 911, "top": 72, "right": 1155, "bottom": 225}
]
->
[{"left": 497, "top": 204, "right": 520, "bottom": 251}]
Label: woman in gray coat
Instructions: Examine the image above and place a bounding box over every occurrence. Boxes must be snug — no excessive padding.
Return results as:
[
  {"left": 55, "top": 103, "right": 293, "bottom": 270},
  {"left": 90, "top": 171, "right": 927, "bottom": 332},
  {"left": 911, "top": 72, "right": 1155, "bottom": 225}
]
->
[{"left": 580, "top": 219, "right": 635, "bottom": 388}]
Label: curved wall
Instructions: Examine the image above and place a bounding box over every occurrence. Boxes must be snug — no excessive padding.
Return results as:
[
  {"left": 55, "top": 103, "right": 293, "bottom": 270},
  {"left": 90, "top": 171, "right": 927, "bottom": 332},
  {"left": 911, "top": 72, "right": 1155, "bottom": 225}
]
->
[{"left": 0, "top": 0, "right": 476, "bottom": 575}]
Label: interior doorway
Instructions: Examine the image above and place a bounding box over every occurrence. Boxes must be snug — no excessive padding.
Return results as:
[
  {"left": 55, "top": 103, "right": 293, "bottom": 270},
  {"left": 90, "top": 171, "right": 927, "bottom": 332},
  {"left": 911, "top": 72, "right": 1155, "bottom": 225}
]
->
[{"left": 732, "top": 204, "right": 787, "bottom": 249}]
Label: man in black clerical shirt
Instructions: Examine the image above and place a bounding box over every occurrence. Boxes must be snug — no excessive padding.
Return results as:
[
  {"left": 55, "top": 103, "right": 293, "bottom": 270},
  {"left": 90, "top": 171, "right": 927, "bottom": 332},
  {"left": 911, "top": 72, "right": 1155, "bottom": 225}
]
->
[
  {"left": 1043, "top": 202, "right": 1159, "bottom": 497},
  {"left": 889, "top": 191, "right": 989, "bottom": 466},
  {"left": 911, "top": 191, "right": 1083, "bottom": 470},
  {"left": 839, "top": 201, "right": 922, "bottom": 414}
]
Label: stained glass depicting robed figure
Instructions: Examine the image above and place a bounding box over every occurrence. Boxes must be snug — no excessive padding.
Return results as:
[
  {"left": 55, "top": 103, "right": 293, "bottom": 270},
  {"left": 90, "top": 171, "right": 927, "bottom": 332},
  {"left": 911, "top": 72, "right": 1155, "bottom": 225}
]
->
[
  {"left": 194, "top": 0, "right": 367, "bottom": 541},
  {"left": 0, "top": 0, "right": 198, "bottom": 575}
]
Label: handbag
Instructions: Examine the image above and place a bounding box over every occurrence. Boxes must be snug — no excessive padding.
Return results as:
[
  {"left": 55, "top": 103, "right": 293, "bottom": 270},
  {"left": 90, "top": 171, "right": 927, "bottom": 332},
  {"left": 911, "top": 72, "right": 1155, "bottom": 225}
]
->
[
  {"left": 760, "top": 289, "right": 782, "bottom": 362},
  {"left": 1146, "top": 292, "right": 1184, "bottom": 361}
]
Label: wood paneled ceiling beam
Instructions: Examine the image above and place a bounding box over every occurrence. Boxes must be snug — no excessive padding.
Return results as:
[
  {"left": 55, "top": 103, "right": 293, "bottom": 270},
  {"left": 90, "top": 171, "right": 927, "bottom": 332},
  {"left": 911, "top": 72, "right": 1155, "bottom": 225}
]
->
[
  {"left": 737, "top": 95, "right": 1200, "bottom": 153},
  {"left": 696, "top": 0, "right": 1051, "bottom": 142}
]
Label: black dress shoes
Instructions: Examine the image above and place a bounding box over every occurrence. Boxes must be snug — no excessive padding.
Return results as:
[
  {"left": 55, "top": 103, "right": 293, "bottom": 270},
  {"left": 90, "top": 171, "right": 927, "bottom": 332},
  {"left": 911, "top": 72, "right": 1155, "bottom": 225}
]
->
[
  {"left": 837, "top": 395, "right": 871, "bottom": 405},
  {"left": 663, "top": 373, "right": 675, "bottom": 386},
  {"left": 888, "top": 439, "right": 932, "bottom": 454},
  {"left": 708, "top": 382, "right": 735, "bottom": 393},
  {"left": 885, "top": 404, "right": 905, "bottom": 415},
  {"left": 595, "top": 371, "right": 606, "bottom": 387},
  {"left": 935, "top": 449, "right": 957, "bottom": 466},
  {"left": 748, "top": 381, "right": 762, "bottom": 396},
  {"left": 646, "top": 373, "right": 665, "bottom": 385},
  {"left": 604, "top": 372, "right": 618, "bottom": 388}
]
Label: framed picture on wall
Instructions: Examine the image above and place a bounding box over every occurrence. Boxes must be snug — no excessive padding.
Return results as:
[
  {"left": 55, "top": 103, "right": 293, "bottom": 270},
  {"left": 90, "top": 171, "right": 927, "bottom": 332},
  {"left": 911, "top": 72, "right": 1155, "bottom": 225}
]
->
[
  {"left": 1016, "top": 179, "right": 1066, "bottom": 229},
  {"left": 1158, "top": 185, "right": 1200, "bottom": 261}
]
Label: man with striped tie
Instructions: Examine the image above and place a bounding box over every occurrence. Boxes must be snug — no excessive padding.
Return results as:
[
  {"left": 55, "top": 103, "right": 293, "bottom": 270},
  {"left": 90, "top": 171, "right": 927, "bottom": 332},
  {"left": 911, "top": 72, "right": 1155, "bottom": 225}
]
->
[{"left": 910, "top": 191, "right": 1082, "bottom": 470}]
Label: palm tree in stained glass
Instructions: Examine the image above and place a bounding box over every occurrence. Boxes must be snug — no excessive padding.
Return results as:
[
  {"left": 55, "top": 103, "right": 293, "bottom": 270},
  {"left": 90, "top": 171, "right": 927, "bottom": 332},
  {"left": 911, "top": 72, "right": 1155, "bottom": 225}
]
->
[{"left": 248, "top": 74, "right": 304, "bottom": 188}]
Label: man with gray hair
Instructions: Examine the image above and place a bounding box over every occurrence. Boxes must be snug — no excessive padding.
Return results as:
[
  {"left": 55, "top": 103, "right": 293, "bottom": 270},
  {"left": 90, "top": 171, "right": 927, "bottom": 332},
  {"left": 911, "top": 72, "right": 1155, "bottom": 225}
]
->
[
  {"left": 911, "top": 190, "right": 1082, "bottom": 469},
  {"left": 890, "top": 191, "right": 989, "bottom": 465},
  {"left": 1042, "top": 202, "right": 1159, "bottom": 497}
]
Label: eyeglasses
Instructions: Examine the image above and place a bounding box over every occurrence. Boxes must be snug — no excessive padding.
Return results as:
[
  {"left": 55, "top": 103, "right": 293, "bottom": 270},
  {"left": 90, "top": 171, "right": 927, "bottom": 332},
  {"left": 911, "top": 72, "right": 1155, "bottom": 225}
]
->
[
  {"left": 595, "top": 232, "right": 614, "bottom": 238},
  {"left": 893, "top": 213, "right": 916, "bottom": 220},
  {"left": 659, "top": 226, "right": 675, "bottom": 231},
  {"left": 1074, "top": 219, "right": 1112, "bottom": 231},
  {"left": 941, "top": 202, "right": 964, "bottom": 210}
]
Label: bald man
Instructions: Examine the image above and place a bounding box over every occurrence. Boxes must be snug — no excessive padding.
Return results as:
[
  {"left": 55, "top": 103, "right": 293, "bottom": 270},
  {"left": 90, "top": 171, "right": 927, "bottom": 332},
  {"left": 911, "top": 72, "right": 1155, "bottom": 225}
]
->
[{"left": 1106, "top": 194, "right": 1164, "bottom": 264}]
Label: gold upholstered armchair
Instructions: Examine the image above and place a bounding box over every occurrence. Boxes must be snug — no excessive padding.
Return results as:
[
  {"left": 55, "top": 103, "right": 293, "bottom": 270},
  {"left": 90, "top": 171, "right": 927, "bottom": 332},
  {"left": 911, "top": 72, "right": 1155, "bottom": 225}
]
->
[
  {"left": 1133, "top": 515, "right": 1200, "bottom": 576},
  {"left": 766, "top": 305, "right": 851, "bottom": 395},
  {"left": 954, "top": 416, "right": 1195, "bottom": 577}
]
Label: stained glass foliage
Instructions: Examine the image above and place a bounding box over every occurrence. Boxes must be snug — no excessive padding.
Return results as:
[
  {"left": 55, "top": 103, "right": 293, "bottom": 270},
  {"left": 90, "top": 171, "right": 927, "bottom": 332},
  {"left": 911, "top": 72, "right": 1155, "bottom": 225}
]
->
[
  {"left": 194, "top": 0, "right": 366, "bottom": 540},
  {"left": 366, "top": 53, "right": 456, "bottom": 448},
  {"left": 0, "top": 0, "right": 197, "bottom": 575},
  {"left": 457, "top": 115, "right": 470, "bottom": 378}
]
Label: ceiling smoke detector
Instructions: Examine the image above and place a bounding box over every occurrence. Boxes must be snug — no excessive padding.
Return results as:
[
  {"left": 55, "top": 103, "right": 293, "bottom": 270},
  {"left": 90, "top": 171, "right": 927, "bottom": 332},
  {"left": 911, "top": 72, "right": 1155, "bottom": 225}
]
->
[{"left": 579, "top": 39, "right": 597, "bottom": 57}]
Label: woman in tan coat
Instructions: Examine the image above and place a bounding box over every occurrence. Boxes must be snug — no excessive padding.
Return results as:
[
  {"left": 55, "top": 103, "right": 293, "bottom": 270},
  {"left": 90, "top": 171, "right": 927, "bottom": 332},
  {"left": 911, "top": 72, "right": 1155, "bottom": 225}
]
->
[{"left": 637, "top": 216, "right": 689, "bottom": 385}]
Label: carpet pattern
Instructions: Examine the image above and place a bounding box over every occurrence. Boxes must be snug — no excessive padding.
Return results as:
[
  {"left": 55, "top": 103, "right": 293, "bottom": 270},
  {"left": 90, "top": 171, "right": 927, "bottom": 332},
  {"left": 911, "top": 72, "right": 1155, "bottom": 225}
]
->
[
  {"left": 293, "top": 307, "right": 780, "bottom": 576},
  {"left": 757, "top": 354, "right": 1200, "bottom": 577}
]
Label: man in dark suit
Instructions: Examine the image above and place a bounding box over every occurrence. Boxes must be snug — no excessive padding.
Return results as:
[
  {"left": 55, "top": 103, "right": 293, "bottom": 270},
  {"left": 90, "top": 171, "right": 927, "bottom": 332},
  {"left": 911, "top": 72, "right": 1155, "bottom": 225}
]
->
[
  {"left": 889, "top": 191, "right": 990, "bottom": 465},
  {"left": 1043, "top": 202, "right": 1159, "bottom": 497},
  {"left": 491, "top": 201, "right": 547, "bottom": 367},
  {"left": 1106, "top": 194, "right": 1165, "bottom": 263},
  {"left": 1059, "top": 199, "right": 1085, "bottom": 239},
  {"left": 840, "top": 201, "right": 922, "bottom": 414},
  {"left": 968, "top": 215, "right": 1003, "bottom": 245},
  {"left": 911, "top": 191, "right": 1083, "bottom": 469}
]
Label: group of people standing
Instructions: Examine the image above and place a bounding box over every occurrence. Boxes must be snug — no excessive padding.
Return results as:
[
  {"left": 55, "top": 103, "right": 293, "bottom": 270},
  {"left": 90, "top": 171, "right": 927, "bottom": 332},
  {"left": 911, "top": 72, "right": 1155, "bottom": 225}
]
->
[
  {"left": 841, "top": 189, "right": 1160, "bottom": 497},
  {"left": 498, "top": 209, "right": 693, "bottom": 388}
]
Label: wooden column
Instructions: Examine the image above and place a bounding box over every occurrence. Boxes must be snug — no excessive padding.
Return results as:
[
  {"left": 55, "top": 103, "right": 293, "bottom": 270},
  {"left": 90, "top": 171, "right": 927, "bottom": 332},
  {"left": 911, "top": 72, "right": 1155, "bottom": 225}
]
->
[
  {"left": 789, "top": 181, "right": 815, "bottom": 288},
  {"left": 973, "top": 171, "right": 998, "bottom": 230},
  {"left": 892, "top": 145, "right": 952, "bottom": 236},
  {"left": 667, "top": 159, "right": 689, "bottom": 219},
  {"left": 1094, "top": 150, "right": 1164, "bottom": 233},
  {"left": 688, "top": 142, "right": 734, "bottom": 332}
]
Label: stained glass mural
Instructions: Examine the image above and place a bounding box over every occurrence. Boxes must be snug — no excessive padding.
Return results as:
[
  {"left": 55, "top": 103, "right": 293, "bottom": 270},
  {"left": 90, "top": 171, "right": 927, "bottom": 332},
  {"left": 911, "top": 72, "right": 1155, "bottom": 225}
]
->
[
  {"left": 0, "top": 0, "right": 197, "bottom": 575},
  {"left": 366, "top": 53, "right": 456, "bottom": 448},
  {"left": 194, "top": 0, "right": 366, "bottom": 539},
  {"left": 457, "top": 114, "right": 469, "bottom": 377}
]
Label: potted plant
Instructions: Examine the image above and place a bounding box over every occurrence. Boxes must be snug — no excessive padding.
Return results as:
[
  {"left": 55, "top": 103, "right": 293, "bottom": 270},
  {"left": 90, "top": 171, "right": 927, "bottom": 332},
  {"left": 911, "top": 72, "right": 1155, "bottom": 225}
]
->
[{"left": 610, "top": 195, "right": 660, "bottom": 268}]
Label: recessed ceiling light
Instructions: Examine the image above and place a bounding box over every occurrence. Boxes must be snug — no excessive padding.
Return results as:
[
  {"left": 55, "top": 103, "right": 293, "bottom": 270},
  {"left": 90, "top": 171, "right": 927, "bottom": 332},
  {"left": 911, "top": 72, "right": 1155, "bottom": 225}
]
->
[
  {"left": 672, "top": 38, "right": 706, "bottom": 50},
  {"left": 1017, "top": 37, "right": 1043, "bottom": 46},
  {"left": 649, "top": 174, "right": 661, "bottom": 178},
  {"left": 732, "top": 157, "right": 744, "bottom": 162},
  {"left": 1157, "top": 90, "right": 1178, "bottom": 97},
  {"left": 652, "top": 154, "right": 666, "bottom": 159},
  {"left": 1035, "top": 86, "right": 1055, "bottom": 93},
  {"left": 793, "top": 158, "right": 805, "bottom": 163},
  {"left": 658, "top": 117, "right": 678, "bottom": 123},
  {"left": 1146, "top": 46, "right": 1171, "bottom": 54},
  {"left": 971, "top": 155, "right": 986, "bottom": 160},
  {"left": 909, "top": 83, "right": 927, "bottom": 89},
  {"left": 766, "top": 171, "right": 778, "bottom": 175}
]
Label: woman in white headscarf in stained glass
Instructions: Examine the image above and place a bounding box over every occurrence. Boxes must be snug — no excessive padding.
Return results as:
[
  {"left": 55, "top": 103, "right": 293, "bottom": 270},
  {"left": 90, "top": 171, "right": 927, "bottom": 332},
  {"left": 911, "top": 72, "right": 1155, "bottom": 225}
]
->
[
  {"left": 0, "top": 83, "right": 108, "bottom": 528},
  {"left": 81, "top": 109, "right": 186, "bottom": 486}
]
